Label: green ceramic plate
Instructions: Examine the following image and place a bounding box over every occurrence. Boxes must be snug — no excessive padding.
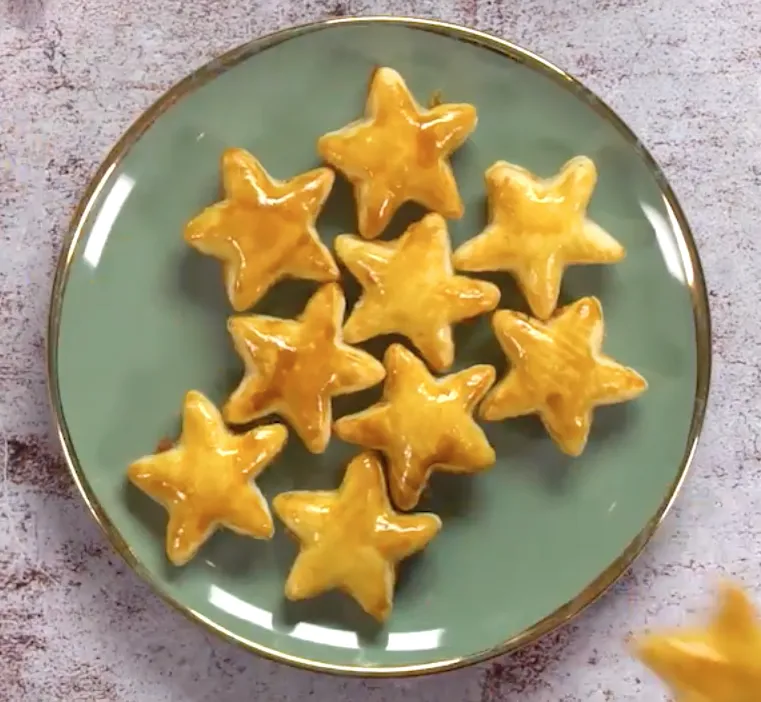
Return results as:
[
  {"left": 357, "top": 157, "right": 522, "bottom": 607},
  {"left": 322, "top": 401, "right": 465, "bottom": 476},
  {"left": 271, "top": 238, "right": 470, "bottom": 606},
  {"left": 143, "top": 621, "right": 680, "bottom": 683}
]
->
[{"left": 48, "top": 17, "right": 710, "bottom": 675}]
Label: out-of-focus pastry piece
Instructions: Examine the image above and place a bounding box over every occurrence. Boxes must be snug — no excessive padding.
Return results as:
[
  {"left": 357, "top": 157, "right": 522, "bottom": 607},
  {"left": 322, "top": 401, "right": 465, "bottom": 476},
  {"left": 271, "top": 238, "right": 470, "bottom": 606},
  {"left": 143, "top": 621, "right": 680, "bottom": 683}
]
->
[
  {"left": 273, "top": 451, "right": 442, "bottom": 621},
  {"left": 335, "top": 213, "right": 500, "bottom": 372},
  {"left": 318, "top": 66, "right": 477, "bottom": 240},
  {"left": 480, "top": 297, "right": 647, "bottom": 456},
  {"left": 127, "top": 391, "right": 287, "bottom": 566},
  {"left": 335, "top": 344, "right": 496, "bottom": 511},
  {"left": 224, "top": 283, "right": 385, "bottom": 454},
  {"left": 184, "top": 147, "right": 339, "bottom": 312},
  {"left": 634, "top": 582, "right": 761, "bottom": 702},
  {"left": 452, "top": 156, "right": 625, "bottom": 320}
]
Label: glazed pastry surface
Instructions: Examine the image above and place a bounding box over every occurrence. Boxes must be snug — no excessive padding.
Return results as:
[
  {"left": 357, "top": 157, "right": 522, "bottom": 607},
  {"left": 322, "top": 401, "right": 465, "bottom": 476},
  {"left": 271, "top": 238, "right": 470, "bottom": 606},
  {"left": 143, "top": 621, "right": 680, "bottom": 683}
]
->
[
  {"left": 335, "top": 213, "right": 500, "bottom": 372},
  {"left": 127, "top": 391, "right": 287, "bottom": 565},
  {"left": 273, "top": 451, "right": 442, "bottom": 621},
  {"left": 453, "top": 156, "right": 625, "bottom": 319},
  {"left": 318, "top": 66, "right": 477, "bottom": 239},
  {"left": 635, "top": 583, "right": 761, "bottom": 702},
  {"left": 335, "top": 344, "right": 496, "bottom": 510},
  {"left": 224, "top": 283, "right": 386, "bottom": 453},
  {"left": 185, "top": 147, "right": 338, "bottom": 312},
  {"left": 480, "top": 297, "right": 647, "bottom": 456}
]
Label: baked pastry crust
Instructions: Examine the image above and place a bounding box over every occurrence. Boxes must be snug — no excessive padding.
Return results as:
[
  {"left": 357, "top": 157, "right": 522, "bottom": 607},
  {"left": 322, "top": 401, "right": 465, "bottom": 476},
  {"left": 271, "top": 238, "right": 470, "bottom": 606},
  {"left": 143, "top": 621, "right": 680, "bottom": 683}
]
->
[
  {"left": 185, "top": 147, "right": 338, "bottom": 312},
  {"left": 453, "top": 157, "right": 625, "bottom": 319},
  {"left": 318, "top": 66, "right": 477, "bottom": 240},
  {"left": 127, "top": 391, "right": 286, "bottom": 566},
  {"left": 480, "top": 297, "right": 647, "bottom": 456},
  {"left": 635, "top": 583, "right": 761, "bottom": 702},
  {"left": 273, "top": 451, "right": 442, "bottom": 621},
  {"left": 224, "top": 283, "right": 386, "bottom": 454},
  {"left": 335, "top": 213, "right": 500, "bottom": 372},
  {"left": 335, "top": 344, "right": 496, "bottom": 510}
]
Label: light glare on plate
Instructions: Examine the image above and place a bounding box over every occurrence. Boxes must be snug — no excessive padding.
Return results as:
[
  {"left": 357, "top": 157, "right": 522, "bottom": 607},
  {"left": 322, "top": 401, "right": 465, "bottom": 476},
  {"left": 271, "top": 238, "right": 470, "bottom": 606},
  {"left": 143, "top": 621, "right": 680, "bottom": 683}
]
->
[
  {"left": 641, "top": 200, "right": 692, "bottom": 286},
  {"left": 208, "top": 585, "right": 274, "bottom": 630},
  {"left": 386, "top": 628, "right": 444, "bottom": 651},
  {"left": 83, "top": 173, "right": 135, "bottom": 269}
]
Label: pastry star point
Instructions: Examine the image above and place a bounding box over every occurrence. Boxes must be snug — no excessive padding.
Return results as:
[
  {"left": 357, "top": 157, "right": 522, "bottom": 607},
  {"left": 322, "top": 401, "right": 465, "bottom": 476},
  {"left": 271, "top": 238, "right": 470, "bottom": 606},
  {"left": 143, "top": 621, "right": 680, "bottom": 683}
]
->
[
  {"left": 634, "top": 583, "right": 761, "bottom": 702},
  {"left": 127, "top": 390, "right": 287, "bottom": 566},
  {"left": 318, "top": 67, "right": 477, "bottom": 239},
  {"left": 452, "top": 156, "right": 625, "bottom": 319},
  {"left": 480, "top": 297, "right": 647, "bottom": 456},
  {"left": 184, "top": 147, "right": 339, "bottom": 312},
  {"left": 223, "top": 283, "right": 386, "bottom": 454},
  {"left": 273, "top": 451, "right": 442, "bottom": 621},
  {"left": 335, "top": 213, "right": 500, "bottom": 372},
  {"left": 335, "top": 344, "right": 496, "bottom": 510}
]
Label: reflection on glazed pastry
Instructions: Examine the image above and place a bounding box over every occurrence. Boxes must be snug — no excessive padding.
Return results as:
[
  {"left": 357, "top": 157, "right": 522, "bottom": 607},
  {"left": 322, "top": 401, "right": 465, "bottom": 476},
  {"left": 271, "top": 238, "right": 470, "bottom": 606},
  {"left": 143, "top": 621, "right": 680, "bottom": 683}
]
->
[
  {"left": 184, "top": 148, "right": 339, "bottom": 312},
  {"left": 634, "top": 583, "right": 761, "bottom": 702},
  {"left": 480, "top": 297, "right": 647, "bottom": 456},
  {"left": 335, "top": 213, "right": 500, "bottom": 372},
  {"left": 273, "top": 451, "right": 442, "bottom": 621},
  {"left": 318, "top": 66, "right": 477, "bottom": 240},
  {"left": 452, "top": 157, "right": 625, "bottom": 319},
  {"left": 127, "top": 391, "right": 287, "bottom": 566},
  {"left": 335, "top": 344, "right": 496, "bottom": 511},
  {"left": 223, "top": 283, "right": 385, "bottom": 454}
]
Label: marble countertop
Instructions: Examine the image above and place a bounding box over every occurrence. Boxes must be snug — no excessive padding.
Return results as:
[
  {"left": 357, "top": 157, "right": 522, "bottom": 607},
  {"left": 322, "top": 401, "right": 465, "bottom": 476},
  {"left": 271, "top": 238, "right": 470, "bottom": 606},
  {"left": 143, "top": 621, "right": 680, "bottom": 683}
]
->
[{"left": 1, "top": 0, "right": 755, "bottom": 699}]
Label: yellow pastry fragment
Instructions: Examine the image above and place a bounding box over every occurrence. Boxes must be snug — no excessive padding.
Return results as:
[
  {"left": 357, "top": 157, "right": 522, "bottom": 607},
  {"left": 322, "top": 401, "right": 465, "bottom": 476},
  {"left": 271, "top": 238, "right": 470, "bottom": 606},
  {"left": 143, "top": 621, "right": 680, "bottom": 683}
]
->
[
  {"left": 335, "top": 213, "right": 500, "bottom": 372},
  {"left": 273, "top": 451, "right": 442, "bottom": 621},
  {"left": 480, "top": 297, "right": 647, "bottom": 456},
  {"left": 127, "top": 391, "right": 287, "bottom": 566},
  {"left": 335, "top": 344, "right": 496, "bottom": 511},
  {"left": 634, "top": 583, "right": 761, "bottom": 702},
  {"left": 224, "top": 283, "right": 386, "bottom": 454},
  {"left": 318, "top": 66, "right": 477, "bottom": 239},
  {"left": 184, "top": 147, "right": 338, "bottom": 312},
  {"left": 453, "top": 156, "right": 625, "bottom": 319}
]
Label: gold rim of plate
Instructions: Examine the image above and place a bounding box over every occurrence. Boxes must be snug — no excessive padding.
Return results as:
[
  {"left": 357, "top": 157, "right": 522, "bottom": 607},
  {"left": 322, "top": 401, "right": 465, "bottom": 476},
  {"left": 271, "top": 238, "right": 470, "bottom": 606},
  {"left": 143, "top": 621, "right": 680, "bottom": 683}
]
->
[{"left": 45, "top": 15, "right": 712, "bottom": 677}]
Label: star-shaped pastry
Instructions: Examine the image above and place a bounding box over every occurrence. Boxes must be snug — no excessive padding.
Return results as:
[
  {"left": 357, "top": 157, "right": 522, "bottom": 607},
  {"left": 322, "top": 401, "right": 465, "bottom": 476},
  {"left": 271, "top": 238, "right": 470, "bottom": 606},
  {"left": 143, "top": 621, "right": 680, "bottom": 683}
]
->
[
  {"left": 127, "top": 391, "right": 287, "bottom": 566},
  {"left": 318, "top": 66, "right": 478, "bottom": 240},
  {"left": 335, "top": 344, "right": 496, "bottom": 510},
  {"left": 335, "top": 213, "right": 500, "bottom": 372},
  {"left": 273, "top": 451, "right": 442, "bottom": 621},
  {"left": 224, "top": 283, "right": 386, "bottom": 454},
  {"left": 184, "top": 147, "right": 339, "bottom": 312},
  {"left": 479, "top": 297, "right": 647, "bottom": 456},
  {"left": 452, "top": 156, "right": 625, "bottom": 319},
  {"left": 634, "top": 583, "right": 761, "bottom": 702}
]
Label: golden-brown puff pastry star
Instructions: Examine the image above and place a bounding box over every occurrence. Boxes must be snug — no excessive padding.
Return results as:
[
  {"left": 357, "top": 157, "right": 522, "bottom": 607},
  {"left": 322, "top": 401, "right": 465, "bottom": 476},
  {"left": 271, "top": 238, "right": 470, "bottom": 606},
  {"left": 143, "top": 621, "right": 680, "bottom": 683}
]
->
[
  {"left": 318, "top": 66, "right": 477, "bottom": 240},
  {"left": 335, "top": 344, "right": 496, "bottom": 511},
  {"left": 452, "top": 157, "right": 625, "bottom": 319},
  {"left": 480, "top": 296, "right": 647, "bottom": 456},
  {"left": 273, "top": 451, "right": 442, "bottom": 621},
  {"left": 335, "top": 213, "right": 500, "bottom": 372},
  {"left": 224, "top": 283, "right": 386, "bottom": 454},
  {"left": 184, "top": 147, "right": 339, "bottom": 312},
  {"left": 127, "top": 391, "right": 287, "bottom": 566},
  {"left": 634, "top": 583, "right": 761, "bottom": 702}
]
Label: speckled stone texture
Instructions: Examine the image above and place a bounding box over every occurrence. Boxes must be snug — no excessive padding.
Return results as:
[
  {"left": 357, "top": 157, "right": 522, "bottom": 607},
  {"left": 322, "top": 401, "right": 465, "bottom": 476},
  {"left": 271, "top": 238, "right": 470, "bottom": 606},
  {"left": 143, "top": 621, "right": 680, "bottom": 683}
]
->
[{"left": 0, "top": 0, "right": 755, "bottom": 699}]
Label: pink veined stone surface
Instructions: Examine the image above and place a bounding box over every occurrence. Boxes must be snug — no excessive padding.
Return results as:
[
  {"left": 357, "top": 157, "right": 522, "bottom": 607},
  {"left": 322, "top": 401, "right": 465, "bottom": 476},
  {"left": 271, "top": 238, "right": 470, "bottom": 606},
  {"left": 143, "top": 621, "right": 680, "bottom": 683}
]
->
[{"left": 0, "top": 0, "right": 756, "bottom": 699}]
